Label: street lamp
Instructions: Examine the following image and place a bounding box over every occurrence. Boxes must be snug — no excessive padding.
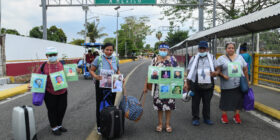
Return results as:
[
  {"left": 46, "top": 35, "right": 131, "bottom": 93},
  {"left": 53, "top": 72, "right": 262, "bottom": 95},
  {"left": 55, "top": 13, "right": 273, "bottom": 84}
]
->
[{"left": 114, "top": 6, "right": 133, "bottom": 57}]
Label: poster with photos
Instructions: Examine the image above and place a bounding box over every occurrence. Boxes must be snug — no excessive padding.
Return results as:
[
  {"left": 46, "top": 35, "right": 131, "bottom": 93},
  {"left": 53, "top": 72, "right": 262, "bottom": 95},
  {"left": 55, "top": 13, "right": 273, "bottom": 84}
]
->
[
  {"left": 50, "top": 71, "right": 68, "bottom": 91},
  {"left": 159, "top": 67, "right": 172, "bottom": 84},
  {"left": 112, "top": 74, "right": 123, "bottom": 92},
  {"left": 99, "top": 69, "right": 114, "bottom": 88},
  {"left": 148, "top": 66, "right": 160, "bottom": 84},
  {"left": 64, "top": 64, "right": 78, "bottom": 81},
  {"left": 228, "top": 62, "right": 242, "bottom": 77},
  {"left": 171, "top": 67, "right": 184, "bottom": 85},
  {"left": 159, "top": 83, "right": 183, "bottom": 99},
  {"left": 30, "top": 73, "right": 47, "bottom": 93}
]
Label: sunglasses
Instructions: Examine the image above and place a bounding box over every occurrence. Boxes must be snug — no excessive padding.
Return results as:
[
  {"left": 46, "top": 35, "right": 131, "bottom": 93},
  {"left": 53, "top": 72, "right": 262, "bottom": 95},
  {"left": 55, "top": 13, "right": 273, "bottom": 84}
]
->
[{"left": 48, "top": 54, "right": 57, "bottom": 57}]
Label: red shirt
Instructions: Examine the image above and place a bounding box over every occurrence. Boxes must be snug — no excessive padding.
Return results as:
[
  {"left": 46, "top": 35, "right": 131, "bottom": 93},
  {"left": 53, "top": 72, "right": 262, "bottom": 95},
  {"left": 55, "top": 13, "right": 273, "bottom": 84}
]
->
[
  {"left": 37, "top": 62, "right": 67, "bottom": 95},
  {"left": 86, "top": 54, "right": 95, "bottom": 64}
]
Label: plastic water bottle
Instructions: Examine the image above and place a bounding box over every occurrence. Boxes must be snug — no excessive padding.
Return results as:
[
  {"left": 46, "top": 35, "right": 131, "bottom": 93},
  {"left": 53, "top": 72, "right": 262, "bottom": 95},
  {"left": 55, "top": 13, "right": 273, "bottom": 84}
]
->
[{"left": 188, "top": 90, "right": 195, "bottom": 97}]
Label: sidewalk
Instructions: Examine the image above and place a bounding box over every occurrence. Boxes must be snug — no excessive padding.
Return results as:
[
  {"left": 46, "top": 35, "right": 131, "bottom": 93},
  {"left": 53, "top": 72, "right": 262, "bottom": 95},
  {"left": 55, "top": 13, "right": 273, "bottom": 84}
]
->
[{"left": 214, "top": 79, "right": 280, "bottom": 120}]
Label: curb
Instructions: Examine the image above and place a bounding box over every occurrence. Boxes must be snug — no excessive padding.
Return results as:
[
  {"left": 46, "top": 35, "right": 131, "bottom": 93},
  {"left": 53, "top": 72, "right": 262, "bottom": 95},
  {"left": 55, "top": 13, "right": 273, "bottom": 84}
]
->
[
  {"left": 0, "top": 59, "right": 136, "bottom": 101},
  {"left": 0, "top": 84, "right": 29, "bottom": 100},
  {"left": 214, "top": 85, "right": 280, "bottom": 120}
]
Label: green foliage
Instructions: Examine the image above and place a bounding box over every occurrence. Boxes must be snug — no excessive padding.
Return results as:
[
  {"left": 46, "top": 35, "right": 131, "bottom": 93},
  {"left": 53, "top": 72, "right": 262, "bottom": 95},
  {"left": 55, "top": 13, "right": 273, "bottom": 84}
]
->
[
  {"left": 29, "top": 26, "right": 67, "bottom": 43},
  {"left": 117, "top": 16, "right": 153, "bottom": 56},
  {"left": 69, "top": 39, "right": 84, "bottom": 46},
  {"left": 1, "top": 28, "right": 20, "bottom": 35},
  {"left": 78, "top": 21, "right": 108, "bottom": 43},
  {"left": 103, "top": 37, "right": 115, "bottom": 45},
  {"left": 165, "top": 30, "right": 189, "bottom": 47}
]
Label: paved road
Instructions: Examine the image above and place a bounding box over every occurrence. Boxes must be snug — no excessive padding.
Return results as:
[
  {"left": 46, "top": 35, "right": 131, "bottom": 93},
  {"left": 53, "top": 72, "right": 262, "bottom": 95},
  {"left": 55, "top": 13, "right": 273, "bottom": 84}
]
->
[{"left": 1, "top": 59, "right": 280, "bottom": 140}]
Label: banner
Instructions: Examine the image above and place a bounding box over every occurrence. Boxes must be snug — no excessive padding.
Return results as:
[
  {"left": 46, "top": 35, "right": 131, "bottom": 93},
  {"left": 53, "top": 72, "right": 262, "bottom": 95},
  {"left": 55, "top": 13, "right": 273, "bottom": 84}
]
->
[{"left": 64, "top": 64, "right": 79, "bottom": 81}]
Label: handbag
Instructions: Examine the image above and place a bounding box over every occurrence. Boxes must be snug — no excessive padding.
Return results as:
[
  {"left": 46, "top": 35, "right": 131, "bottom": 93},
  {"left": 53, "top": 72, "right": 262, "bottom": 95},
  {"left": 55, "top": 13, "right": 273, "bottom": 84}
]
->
[
  {"left": 32, "top": 93, "right": 45, "bottom": 106},
  {"left": 243, "top": 88, "right": 254, "bottom": 111},
  {"left": 240, "top": 76, "right": 249, "bottom": 94},
  {"left": 119, "top": 90, "right": 146, "bottom": 122}
]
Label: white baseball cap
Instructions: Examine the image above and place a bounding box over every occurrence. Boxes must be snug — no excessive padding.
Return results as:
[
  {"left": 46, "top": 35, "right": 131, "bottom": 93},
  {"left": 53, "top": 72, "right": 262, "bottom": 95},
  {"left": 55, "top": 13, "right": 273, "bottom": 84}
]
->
[{"left": 46, "top": 47, "right": 58, "bottom": 55}]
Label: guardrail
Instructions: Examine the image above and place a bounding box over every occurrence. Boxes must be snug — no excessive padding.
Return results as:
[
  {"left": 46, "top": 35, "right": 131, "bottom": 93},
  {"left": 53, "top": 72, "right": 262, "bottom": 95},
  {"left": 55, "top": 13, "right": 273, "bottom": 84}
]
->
[{"left": 253, "top": 54, "right": 280, "bottom": 89}]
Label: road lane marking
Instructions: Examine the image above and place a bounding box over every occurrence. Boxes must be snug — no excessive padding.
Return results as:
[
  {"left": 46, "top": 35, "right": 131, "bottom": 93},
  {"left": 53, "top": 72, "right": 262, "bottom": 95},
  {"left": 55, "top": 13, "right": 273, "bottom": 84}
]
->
[
  {"left": 213, "top": 91, "right": 280, "bottom": 129},
  {"left": 87, "top": 60, "right": 148, "bottom": 140}
]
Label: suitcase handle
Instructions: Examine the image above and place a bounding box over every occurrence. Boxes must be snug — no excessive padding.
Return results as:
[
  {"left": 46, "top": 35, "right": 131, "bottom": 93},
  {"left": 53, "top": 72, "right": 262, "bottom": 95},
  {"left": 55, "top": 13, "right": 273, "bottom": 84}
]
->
[{"left": 22, "top": 105, "right": 31, "bottom": 140}]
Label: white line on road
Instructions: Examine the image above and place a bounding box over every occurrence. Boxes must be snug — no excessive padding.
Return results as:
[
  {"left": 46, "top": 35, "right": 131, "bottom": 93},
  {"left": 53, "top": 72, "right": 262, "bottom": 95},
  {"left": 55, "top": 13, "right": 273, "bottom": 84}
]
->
[
  {"left": 0, "top": 92, "right": 31, "bottom": 105},
  {"left": 213, "top": 92, "right": 280, "bottom": 129}
]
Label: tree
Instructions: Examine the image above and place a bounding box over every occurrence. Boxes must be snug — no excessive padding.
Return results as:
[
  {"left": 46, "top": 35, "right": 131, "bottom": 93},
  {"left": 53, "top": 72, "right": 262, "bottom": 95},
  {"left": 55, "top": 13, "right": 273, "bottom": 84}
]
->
[
  {"left": 156, "top": 31, "right": 162, "bottom": 41},
  {"left": 1, "top": 28, "right": 20, "bottom": 35},
  {"left": 163, "top": 0, "right": 280, "bottom": 27},
  {"left": 69, "top": 39, "right": 84, "bottom": 46},
  {"left": 78, "top": 21, "right": 108, "bottom": 43},
  {"left": 29, "top": 26, "right": 67, "bottom": 43},
  {"left": 165, "top": 30, "right": 189, "bottom": 47},
  {"left": 103, "top": 37, "right": 115, "bottom": 45},
  {"left": 29, "top": 26, "right": 43, "bottom": 38},
  {"left": 116, "top": 16, "right": 153, "bottom": 56}
]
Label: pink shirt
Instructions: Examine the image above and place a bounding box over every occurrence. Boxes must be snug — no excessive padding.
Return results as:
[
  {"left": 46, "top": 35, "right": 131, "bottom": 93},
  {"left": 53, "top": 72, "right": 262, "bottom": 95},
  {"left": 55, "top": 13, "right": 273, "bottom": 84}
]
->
[{"left": 37, "top": 62, "right": 67, "bottom": 95}]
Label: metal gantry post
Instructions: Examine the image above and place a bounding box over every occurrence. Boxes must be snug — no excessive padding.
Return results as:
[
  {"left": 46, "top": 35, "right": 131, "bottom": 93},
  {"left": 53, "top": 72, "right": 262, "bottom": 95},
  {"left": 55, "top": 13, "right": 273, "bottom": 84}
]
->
[
  {"left": 42, "top": 0, "right": 47, "bottom": 40},
  {"left": 0, "top": 0, "right": 2, "bottom": 33},
  {"left": 199, "top": 0, "right": 204, "bottom": 31}
]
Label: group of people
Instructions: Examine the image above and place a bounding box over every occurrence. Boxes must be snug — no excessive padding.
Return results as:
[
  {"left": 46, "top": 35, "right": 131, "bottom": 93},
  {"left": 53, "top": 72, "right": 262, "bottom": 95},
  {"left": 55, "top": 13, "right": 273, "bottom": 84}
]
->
[{"left": 28, "top": 40, "right": 252, "bottom": 136}]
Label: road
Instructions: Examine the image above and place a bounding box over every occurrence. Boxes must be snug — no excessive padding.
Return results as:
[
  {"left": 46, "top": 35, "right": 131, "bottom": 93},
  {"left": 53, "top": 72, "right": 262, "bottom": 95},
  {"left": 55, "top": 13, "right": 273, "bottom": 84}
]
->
[{"left": 0, "top": 59, "right": 280, "bottom": 140}]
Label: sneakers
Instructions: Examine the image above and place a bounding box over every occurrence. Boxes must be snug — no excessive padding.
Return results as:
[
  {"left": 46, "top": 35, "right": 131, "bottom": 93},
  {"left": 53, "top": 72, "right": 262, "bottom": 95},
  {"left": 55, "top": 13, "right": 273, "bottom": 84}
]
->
[
  {"left": 97, "top": 127, "right": 101, "bottom": 135},
  {"left": 52, "top": 129, "right": 62, "bottom": 136},
  {"left": 192, "top": 120, "right": 200, "bottom": 126},
  {"left": 204, "top": 120, "right": 214, "bottom": 125},
  {"left": 233, "top": 114, "right": 242, "bottom": 124},
  {"left": 59, "top": 127, "right": 68, "bottom": 132},
  {"left": 221, "top": 114, "right": 229, "bottom": 124}
]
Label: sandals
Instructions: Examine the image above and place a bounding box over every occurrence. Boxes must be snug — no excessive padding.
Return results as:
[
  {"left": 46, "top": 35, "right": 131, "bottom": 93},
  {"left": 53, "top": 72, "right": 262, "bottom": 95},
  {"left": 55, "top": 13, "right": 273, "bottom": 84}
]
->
[
  {"left": 156, "top": 125, "right": 163, "bottom": 132},
  {"left": 166, "top": 125, "right": 172, "bottom": 133}
]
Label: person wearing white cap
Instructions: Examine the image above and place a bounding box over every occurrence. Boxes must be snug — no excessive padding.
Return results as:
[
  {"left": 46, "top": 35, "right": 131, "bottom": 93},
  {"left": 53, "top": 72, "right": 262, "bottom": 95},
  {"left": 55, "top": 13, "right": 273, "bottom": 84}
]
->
[{"left": 29, "top": 47, "right": 68, "bottom": 136}]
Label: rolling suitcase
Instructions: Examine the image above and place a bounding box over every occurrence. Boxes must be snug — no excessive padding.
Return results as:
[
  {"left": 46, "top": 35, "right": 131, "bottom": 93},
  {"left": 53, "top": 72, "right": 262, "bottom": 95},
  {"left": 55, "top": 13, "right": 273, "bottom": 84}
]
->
[
  {"left": 100, "top": 106, "right": 125, "bottom": 139},
  {"left": 12, "top": 105, "right": 37, "bottom": 140}
]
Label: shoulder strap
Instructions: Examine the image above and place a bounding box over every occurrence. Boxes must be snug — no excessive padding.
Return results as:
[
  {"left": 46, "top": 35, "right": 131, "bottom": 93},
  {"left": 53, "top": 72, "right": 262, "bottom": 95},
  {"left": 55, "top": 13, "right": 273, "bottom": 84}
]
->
[
  {"left": 170, "top": 56, "right": 175, "bottom": 67},
  {"left": 40, "top": 62, "right": 47, "bottom": 74},
  {"left": 98, "top": 55, "right": 102, "bottom": 70},
  {"left": 226, "top": 54, "right": 233, "bottom": 62}
]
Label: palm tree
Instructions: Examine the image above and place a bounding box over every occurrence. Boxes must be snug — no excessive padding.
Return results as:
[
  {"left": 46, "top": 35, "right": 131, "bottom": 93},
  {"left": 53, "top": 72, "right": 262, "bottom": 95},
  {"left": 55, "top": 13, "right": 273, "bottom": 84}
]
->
[
  {"left": 78, "top": 21, "right": 108, "bottom": 43},
  {"left": 156, "top": 31, "right": 162, "bottom": 41}
]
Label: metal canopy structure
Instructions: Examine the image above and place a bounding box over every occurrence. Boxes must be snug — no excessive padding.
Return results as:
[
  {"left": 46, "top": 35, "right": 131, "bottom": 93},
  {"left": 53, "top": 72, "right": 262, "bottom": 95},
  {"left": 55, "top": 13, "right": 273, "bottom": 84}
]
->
[{"left": 170, "top": 3, "right": 280, "bottom": 49}]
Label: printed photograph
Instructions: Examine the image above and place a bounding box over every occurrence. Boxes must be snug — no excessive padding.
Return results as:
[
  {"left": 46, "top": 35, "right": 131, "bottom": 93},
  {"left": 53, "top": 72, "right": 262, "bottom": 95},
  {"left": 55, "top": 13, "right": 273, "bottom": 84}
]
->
[
  {"left": 160, "top": 85, "right": 169, "bottom": 93},
  {"left": 161, "top": 70, "right": 171, "bottom": 79},
  {"left": 174, "top": 71, "right": 182, "bottom": 79},
  {"left": 172, "top": 85, "right": 182, "bottom": 95},
  {"left": 112, "top": 74, "right": 123, "bottom": 92},
  {"left": 55, "top": 75, "right": 64, "bottom": 86},
  {"left": 33, "top": 78, "right": 43, "bottom": 88}
]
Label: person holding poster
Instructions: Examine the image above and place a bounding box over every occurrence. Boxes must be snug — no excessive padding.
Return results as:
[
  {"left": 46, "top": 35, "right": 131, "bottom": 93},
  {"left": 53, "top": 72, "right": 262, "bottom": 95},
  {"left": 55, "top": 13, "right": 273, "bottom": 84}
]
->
[
  {"left": 28, "top": 47, "right": 68, "bottom": 136},
  {"left": 89, "top": 43, "right": 121, "bottom": 135},
  {"left": 143, "top": 43, "right": 178, "bottom": 133},
  {"left": 216, "top": 42, "right": 249, "bottom": 124},
  {"left": 186, "top": 41, "right": 218, "bottom": 126}
]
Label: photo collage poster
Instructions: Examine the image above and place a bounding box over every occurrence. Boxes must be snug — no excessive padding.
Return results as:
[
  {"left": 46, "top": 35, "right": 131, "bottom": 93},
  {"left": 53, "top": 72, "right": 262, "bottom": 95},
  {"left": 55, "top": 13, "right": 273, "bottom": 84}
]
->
[
  {"left": 111, "top": 74, "right": 124, "bottom": 92},
  {"left": 148, "top": 66, "right": 184, "bottom": 99},
  {"left": 99, "top": 69, "right": 114, "bottom": 88},
  {"left": 64, "top": 64, "right": 79, "bottom": 81},
  {"left": 30, "top": 73, "right": 47, "bottom": 93},
  {"left": 50, "top": 70, "right": 68, "bottom": 91}
]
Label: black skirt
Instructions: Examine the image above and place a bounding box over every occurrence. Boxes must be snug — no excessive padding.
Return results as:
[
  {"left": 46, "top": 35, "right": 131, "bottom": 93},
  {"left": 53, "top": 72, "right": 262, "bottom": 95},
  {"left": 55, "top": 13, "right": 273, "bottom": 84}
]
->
[{"left": 219, "top": 87, "right": 243, "bottom": 111}]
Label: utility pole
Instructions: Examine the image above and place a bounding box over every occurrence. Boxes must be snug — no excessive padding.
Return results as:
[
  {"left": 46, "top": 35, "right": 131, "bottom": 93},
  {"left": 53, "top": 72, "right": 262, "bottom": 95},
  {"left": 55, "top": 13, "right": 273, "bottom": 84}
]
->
[
  {"left": 114, "top": 6, "right": 120, "bottom": 56},
  {"left": 212, "top": 0, "right": 217, "bottom": 56},
  {"left": 42, "top": 0, "right": 47, "bottom": 40},
  {"left": 199, "top": 0, "right": 204, "bottom": 31},
  {"left": 0, "top": 0, "right": 2, "bottom": 33},
  {"left": 83, "top": 4, "right": 89, "bottom": 44}
]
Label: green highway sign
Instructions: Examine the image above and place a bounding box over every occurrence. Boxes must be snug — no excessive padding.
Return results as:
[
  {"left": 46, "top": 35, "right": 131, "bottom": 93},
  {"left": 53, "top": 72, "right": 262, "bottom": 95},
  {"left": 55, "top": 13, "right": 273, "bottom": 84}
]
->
[{"left": 95, "top": 0, "right": 156, "bottom": 5}]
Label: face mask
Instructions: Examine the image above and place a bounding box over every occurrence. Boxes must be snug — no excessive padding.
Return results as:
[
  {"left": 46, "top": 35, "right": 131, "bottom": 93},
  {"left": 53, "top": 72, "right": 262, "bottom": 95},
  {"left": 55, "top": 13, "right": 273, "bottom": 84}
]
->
[
  {"left": 159, "top": 51, "right": 168, "bottom": 57},
  {"left": 104, "top": 54, "right": 112, "bottom": 59},
  {"left": 48, "top": 56, "right": 57, "bottom": 62},
  {"left": 199, "top": 52, "right": 207, "bottom": 57}
]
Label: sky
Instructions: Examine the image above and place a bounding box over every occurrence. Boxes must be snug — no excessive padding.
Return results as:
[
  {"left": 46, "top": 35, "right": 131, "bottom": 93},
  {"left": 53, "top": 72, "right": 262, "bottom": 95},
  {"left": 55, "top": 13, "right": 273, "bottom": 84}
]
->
[{"left": 2, "top": 0, "right": 199, "bottom": 47}]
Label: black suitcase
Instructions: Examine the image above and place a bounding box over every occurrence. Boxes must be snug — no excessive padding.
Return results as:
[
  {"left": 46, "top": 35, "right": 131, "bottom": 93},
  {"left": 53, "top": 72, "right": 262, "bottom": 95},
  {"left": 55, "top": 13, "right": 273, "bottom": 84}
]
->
[{"left": 100, "top": 106, "right": 125, "bottom": 139}]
